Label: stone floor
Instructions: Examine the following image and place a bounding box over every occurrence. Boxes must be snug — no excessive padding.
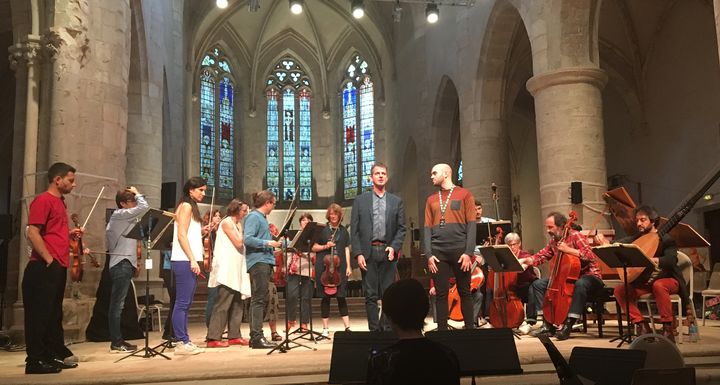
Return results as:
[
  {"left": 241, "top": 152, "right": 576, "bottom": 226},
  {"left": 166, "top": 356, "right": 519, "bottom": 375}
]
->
[{"left": 1, "top": 317, "right": 719, "bottom": 385}]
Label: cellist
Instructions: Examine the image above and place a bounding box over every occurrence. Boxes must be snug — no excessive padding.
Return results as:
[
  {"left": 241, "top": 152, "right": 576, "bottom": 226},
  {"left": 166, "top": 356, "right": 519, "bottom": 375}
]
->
[{"left": 518, "top": 212, "right": 603, "bottom": 340}]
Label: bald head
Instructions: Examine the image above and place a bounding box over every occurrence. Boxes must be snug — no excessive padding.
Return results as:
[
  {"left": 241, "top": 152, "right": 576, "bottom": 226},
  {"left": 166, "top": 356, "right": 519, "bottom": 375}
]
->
[{"left": 430, "top": 163, "right": 453, "bottom": 188}]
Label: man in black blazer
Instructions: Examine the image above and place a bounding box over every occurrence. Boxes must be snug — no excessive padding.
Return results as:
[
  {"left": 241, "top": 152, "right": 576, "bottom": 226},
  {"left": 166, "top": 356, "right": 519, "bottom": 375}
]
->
[{"left": 351, "top": 162, "right": 406, "bottom": 331}]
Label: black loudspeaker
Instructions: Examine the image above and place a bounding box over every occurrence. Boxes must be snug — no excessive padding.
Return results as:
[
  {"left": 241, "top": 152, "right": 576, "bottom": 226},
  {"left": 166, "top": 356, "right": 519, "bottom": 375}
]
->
[
  {"left": 568, "top": 346, "right": 646, "bottom": 385},
  {"left": 426, "top": 328, "right": 523, "bottom": 376},
  {"left": 160, "top": 182, "right": 176, "bottom": 210},
  {"left": 329, "top": 331, "right": 397, "bottom": 384},
  {"left": 570, "top": 181, "right": 583, "bottom": 204}
]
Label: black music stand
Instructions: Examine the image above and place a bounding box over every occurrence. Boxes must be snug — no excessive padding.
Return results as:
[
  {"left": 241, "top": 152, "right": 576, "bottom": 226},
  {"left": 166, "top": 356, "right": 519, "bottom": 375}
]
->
[
  {"left": 476, "top": 220, "right": 512, "bottom": 244},
  {"left": 268, "top": 222, "right": 320, "bottom": 355},
  {"left": 592, "top": 243, "right": 655, "bottom": 347},
  {"left": 477, "top": 245, "right": 524, "bottom": 339},
  {"left": 288, "top": 222, "right": 328, "bottom": 343},
  {"left": 116, "top": 209, "right": 175, "bottom": 362}
]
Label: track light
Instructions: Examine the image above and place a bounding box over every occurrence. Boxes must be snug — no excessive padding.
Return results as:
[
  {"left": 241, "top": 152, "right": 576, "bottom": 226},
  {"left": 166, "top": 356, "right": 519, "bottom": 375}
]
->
[
  {"left": 351, "top": 0, "right": 365, "bottom": 19},
  {"left": 426, "top": 3, "right": 439, "bottom": 24},
  {"left": 289, "top": 0, "right": 303, "bottom": 15},
  {"left": 216, "top": 0, "right": 228, "bottom": 9}
]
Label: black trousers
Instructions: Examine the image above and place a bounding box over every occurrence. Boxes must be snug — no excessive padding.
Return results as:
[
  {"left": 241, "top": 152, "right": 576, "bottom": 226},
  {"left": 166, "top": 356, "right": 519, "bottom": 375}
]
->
[
  {"left": 22, "top": 260, "right": 72, "bottom": 362},
  {"left": 160, "top": 268, "right": 176, "bottom": 339},
  {"left": 432, "top": 249, "right": 474, "bottom": 329}
]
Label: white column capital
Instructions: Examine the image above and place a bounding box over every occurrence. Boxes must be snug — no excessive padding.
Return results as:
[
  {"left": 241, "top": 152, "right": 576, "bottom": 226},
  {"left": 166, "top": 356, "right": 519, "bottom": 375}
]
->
[{"left": 526, "top": 67, "right": 608, "bottom": 97}]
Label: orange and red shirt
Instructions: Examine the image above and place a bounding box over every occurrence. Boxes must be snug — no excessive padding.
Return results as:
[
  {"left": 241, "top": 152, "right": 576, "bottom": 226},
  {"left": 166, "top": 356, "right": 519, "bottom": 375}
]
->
[{"left": 423, "top": 186, "right": 477, "bottom": 258}]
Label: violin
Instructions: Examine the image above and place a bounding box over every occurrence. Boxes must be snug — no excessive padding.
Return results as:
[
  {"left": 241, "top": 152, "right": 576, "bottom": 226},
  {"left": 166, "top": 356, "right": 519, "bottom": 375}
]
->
[
  {"left": 487, "top": 227, "right": 524, "bottom": 328},
  {"left": 203, "top": 189, "right": 216, "bottom": 273},
  {"left": 542, "top": 210, "right": 580, "bottom": 326},
  {"left": 320, "top": 227, "right": 341, "bottom": 296},
  {"left": 69, "top": 213, "right": 99, "bottom": 283}
]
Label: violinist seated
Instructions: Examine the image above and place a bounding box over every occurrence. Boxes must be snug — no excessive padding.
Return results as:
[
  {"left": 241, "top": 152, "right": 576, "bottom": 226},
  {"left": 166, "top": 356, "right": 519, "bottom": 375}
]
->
[
  {"left": 481, "top": 232, "right": 538, "bottom": 331},
  {"left": 517, "top": 212, "right": 604, "bottom": 341},
  {"left": 595, "top": 205, "right": 688, "bottom": 343}
]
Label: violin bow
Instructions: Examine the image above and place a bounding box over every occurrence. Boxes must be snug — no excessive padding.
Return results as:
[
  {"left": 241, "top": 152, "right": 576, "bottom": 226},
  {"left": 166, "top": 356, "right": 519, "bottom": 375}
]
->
[
  {"left": 81, "top": 185, "right": 107, "bottom": 229},
  {"left": 209, "top": 186, "right": 216, "bottom": 227}
]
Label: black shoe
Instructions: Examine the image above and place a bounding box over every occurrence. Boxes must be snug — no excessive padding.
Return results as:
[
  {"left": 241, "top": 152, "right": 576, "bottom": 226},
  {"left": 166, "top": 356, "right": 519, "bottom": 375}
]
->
[
  {"left": 555, "top": 324, "right": 572, "bottom": 341},
  {"left": 530, "top": 323, "right": 556, "bottom": 337},
  {"left": 250, "top": 337, "right": 276, "bottom": 349},
  {"left": 48, "top": 357, "right": 78, "bottom": 369},
  {"left": 26, "top": 360, "right": 62, "bottom": 374},
  {"left": 554, "top": 318, "right": 577, "bottom": 341}
]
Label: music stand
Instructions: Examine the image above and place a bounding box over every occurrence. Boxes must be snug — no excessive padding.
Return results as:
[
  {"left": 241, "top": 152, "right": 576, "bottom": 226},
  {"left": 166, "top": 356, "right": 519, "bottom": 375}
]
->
[
  {"left": 116, "top": 209, "right": 175, "bottom": 362},
  {"left": 476, "top": 221, "right": 512, "bottom": 245},
  {"left": 477, "top": 245, "right": 524, "bottom": 338},
  {"left": 288, "top": 222, "right": 328, "bottom": 343},
  {"left": 592, "top": 243, "right": 655, "bottom": 347},
  {"left": 268, "top": 222, "right": 323, "bottom": 355}
]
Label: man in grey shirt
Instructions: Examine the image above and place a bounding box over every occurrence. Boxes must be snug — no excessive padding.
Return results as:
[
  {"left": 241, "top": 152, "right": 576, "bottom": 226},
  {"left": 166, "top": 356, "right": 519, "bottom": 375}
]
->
[
  {"left": 106, "top": 186, "right": 149, "bottom": 352},
  {"left": 351, "top": 163, "right": 406, "bottom": 331}
]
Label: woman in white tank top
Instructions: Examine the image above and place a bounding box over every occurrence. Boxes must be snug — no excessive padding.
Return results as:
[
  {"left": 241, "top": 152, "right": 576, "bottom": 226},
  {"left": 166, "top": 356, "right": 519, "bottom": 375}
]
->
[{"left": 171, "top": 177, "right": 207, "bottom": 355}]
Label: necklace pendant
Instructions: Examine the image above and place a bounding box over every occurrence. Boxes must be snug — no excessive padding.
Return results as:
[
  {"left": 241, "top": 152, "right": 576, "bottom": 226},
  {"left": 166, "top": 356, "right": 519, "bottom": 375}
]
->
[{"left": 439, "top": 219, "right": 446, "bottom": 228}]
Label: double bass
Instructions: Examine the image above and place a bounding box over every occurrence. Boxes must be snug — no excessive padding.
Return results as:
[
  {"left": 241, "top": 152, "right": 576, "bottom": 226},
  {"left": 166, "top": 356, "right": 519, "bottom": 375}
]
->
[
  {"left": 542, "top": 211, "right": 580, "bottom": 325},
  {"left": 487, "top": 227, "right": 524, "bottom": 328}
]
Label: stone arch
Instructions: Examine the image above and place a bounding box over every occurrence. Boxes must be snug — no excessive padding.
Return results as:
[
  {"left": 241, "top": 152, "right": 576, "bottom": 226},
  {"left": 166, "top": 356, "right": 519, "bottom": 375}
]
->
[{"left": 430, "top": 75, "right": 460, "bottom": 168}]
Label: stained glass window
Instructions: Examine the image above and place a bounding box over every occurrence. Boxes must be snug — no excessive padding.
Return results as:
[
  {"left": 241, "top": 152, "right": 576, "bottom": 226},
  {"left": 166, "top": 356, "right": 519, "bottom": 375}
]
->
[
  {"left": 342, "top": 54, "right": 374, "bottom": 199},
  {"left": 265, "top": 57, "right": 313, "bottom": 201},
  {"left": 458, "top": 161, "right": 463, "bottom": 184},
  {"left": 199, "top": 48, "right": 235, "bottom": 201}
]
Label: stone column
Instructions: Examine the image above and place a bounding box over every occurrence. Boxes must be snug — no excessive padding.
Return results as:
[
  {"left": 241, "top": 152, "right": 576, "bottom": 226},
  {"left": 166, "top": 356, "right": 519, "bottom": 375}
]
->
[
  {"left": 8, "top": 34, "right": 44, "bottom": 303},
  {"left": 463, "top": 118, "right": 512, "bottom": 221},
  {"left": 526, "top": 67, "right": 609, "bottom": 226}
]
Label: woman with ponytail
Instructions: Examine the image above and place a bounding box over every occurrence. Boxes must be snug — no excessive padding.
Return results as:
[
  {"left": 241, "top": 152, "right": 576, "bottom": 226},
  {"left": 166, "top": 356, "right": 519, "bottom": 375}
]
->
[{"left": 171, "top": 177, "right": 208, "bottom": 355}]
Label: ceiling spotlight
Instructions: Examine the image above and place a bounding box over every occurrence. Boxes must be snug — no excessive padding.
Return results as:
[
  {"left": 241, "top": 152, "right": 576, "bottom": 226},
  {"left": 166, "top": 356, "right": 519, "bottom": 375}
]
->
[
  {"left": 426, "top": 3, "right": 439, "bottom": 24},
  {"left": 351, "top": 0, "right": 365, "bottom": 19},
  {"left": 216, "top": 0, "right": 228, "bottom": 9},
  {"left": 289, "top": 0, "right": 303, "bottom": 15}
]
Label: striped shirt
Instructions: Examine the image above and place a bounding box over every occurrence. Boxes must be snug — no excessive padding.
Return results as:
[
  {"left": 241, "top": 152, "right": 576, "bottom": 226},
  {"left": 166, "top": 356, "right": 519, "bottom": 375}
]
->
[{"left": 423, "top": 186, "right": 477, "bottom": 257}]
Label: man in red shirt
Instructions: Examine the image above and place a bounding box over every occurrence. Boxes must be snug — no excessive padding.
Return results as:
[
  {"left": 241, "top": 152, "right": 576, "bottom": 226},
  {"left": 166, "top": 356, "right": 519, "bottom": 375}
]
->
[{"left": 23, "top": 162, "right": 83, "bottom": 374}]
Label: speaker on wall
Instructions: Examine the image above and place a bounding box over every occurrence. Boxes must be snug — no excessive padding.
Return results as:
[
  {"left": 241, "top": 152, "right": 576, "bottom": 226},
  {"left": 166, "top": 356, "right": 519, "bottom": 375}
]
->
[
  {"left": 570, "top": 181, "right": 583, "bottom": 204},
  {"left": 161, "top": 182, "right": 176, "bottom": 210}
]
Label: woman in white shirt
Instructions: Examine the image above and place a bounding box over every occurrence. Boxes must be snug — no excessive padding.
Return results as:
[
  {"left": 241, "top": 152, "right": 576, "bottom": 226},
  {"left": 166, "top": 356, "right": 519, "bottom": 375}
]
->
[
  {"left": 206, "top": 199, "right": 251, "bottom": 347},
  {"left": 171, "top": 177, "right": 207, "bottom": 355}
]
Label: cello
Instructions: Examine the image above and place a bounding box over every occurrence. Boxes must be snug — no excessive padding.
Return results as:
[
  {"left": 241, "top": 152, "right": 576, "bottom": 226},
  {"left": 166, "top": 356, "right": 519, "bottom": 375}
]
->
[
  {"left": 542, "top": 211, "right": 580, "bottom": 326},
  {"left": 487, "top": 227, "right": 525, "bottom": 328}
]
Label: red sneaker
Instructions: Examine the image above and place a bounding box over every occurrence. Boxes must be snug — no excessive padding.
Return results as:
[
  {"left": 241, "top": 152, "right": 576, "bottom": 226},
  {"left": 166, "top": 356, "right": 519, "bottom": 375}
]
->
[
  {"left": 228, "top": 338, "right": 250, "bottom": 346},
  {"left": 206, "top": 340, "right": 229, "bottom": 348}
]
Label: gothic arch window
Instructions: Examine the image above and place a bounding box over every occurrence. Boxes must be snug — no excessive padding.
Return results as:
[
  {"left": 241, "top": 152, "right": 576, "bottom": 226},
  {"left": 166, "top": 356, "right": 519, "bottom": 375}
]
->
[
  {"left": 199, "top": 47, "right": 235, "bottom": 200},
  {"left": 266, "top": 57, "right": 313, "bottom": 202},
  {"left": 342, "top": 54, "right": 374, "bottom": 200}
]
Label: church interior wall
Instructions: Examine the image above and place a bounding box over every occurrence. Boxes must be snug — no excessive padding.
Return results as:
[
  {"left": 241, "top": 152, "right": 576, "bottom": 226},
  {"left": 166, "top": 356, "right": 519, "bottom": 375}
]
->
[{"left": 599, "top": 0, "right": 720, "bottom": 234}]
